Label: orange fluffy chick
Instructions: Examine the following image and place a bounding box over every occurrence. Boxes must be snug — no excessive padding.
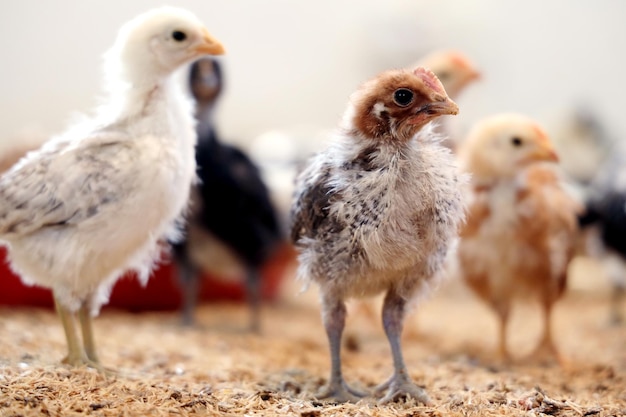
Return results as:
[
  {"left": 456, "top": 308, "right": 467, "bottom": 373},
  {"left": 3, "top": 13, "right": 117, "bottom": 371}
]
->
[{"left": 457, "top": 114, "right": 580, "bottom": 363}]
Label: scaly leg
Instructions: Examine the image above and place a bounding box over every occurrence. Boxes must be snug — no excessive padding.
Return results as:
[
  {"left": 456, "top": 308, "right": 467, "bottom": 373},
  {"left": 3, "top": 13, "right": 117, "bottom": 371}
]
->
[
  {"left": 77, "top": 303, "right": 108, "bottom": 373},
  {"left": 177, "top": 257, "right": 200, "bottom": 326},
  {"left": 317, "top": 292, "right": 367, "bottom": 403},
  {"left": 375, "top": 290, "right": 430, "bottom": 405},
  {"left": 498, "top": 313, "right": 509, "bottom": 361},
  {"left": 244, "top": 267, "right": 262, "bottom": 333},
  {"left": 54, "top": 295, "right": 84, "bottom": 366},
  {"left": 609, "top": 285, "right": 625, "bottom": 325},
  {"left": 493, "top": 302, "right": 511, "bottom": 362},
  {"left": 528, "top": 299, "right": 562, "bottom": 364},
  {"left": 78, "top": 304, "right": 99, "bottom": 363}
]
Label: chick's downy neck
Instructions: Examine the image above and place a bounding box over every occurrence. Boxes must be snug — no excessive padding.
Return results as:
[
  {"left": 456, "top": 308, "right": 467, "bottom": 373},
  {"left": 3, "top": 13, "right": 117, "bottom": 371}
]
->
[
  {"left": 194, "top": 99, "right": 219, "bottom": 142},
  {"left": 101, "top": 74, "right": 189, "bottom": 128}
]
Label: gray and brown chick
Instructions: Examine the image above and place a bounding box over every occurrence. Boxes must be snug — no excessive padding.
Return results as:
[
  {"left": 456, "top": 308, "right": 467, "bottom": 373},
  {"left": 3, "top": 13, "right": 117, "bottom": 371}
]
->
[{"left": 290, "top": 67, "right": 465, "bottom": 403}]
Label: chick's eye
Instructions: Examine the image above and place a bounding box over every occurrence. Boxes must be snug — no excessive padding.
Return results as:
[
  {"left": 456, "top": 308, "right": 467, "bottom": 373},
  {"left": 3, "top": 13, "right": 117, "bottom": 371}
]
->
[
  {"left": 511, "top": 137, "right": 523, "bottom": 147},
  {"left": 393, "top": 88, "right": 414, "bottom": 107},
  {"left": 172, "top": 31, "right": 187, "bottom": 42}
]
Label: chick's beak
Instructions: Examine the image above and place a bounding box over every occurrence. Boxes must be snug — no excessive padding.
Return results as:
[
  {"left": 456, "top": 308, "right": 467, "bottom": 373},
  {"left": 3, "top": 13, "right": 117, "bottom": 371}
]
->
[
  {"left": 530, "top": 143, "right": 559, "bottom": 163},
  {"left": 428, "top": 97, "right": 459, "bottom": 116},
  {"left": 468, "top": 69, "right": 481, "bottom": 81},
  {"left": 194, "top": 28, "right": 225, "bottom": 56},
  {"left": 406, "top": 97, "right": 459, "bottom": 126}
]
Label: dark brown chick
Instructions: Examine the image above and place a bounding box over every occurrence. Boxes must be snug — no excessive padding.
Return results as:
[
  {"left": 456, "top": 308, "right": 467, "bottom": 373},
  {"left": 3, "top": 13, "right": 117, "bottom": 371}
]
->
[{"left": 290, "top": 68, "right": 465, "bottom": 403}]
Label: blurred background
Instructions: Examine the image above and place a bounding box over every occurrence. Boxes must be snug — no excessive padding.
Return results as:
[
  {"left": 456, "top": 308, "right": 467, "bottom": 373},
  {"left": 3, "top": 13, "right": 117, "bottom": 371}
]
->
[
  {"left": 1, "top": 0, "right": 625, "bottom": 150},
  {"left": 0, "top": 1, "right": 625, "bottom": 372},
  {"left": 1, "top": 0, "right": 626, "bottom": 304}
]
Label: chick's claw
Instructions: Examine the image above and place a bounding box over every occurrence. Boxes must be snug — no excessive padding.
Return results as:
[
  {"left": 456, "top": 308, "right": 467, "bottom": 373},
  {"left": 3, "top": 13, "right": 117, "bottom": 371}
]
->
[
  {"left": 317, "top": 381, "right": 368, "bottom": 403},
  {"left": 61, "top": 355, "right": 114, "bottom": 376},
  {"left": 376, "top": 376, "right": 431, "bottom": 405}
]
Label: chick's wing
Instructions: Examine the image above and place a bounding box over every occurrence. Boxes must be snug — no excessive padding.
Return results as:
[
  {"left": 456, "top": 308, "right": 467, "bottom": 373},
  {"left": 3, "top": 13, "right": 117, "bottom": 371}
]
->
[{"left": 0, "top": 133, "right": 141, "bottom": 236}]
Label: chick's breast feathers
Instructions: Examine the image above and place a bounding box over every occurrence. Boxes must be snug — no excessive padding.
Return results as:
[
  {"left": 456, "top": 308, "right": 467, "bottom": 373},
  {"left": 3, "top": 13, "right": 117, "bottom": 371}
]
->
[
  {"left": 291, "top": 125, "right": 466, "bottom": 298},
  {"left": 460, "top": 165, "right": 580, "bottom": 298}
]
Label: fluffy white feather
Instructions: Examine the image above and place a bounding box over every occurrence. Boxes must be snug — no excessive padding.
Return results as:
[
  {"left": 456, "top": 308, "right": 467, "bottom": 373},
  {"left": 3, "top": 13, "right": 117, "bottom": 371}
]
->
[{"left": 0, "top": 6, "right": 224, "bottom": 367}]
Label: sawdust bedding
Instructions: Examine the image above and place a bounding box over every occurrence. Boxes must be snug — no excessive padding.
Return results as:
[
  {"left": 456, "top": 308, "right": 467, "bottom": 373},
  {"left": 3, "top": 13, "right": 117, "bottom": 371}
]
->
[{"left": 0, "top": 276, "right": 625, "bottom": 417}]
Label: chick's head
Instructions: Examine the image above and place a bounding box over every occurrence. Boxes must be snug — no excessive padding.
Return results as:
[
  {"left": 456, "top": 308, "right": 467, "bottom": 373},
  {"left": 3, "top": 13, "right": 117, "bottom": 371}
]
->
[
  {"left": 461, "top": 113, "right": 558, "bottom": 181},
  {"left": 106, "top": 7, "right": 225, "bottom": 84},
  {"left": 345, "top": 67, "right": 459, "bottom": 142},
  {"left": 190, "top": 58, "right": 223, "bottom": 104},
  {"left": 417, "top": 50, "right": 480, "bottom": 99}
]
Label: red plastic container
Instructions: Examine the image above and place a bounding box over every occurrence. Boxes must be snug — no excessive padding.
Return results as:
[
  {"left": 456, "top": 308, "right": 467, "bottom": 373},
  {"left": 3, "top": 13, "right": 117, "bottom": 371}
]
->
[{"left": 0, "top": 245, "right": 295, "bottom": 311}]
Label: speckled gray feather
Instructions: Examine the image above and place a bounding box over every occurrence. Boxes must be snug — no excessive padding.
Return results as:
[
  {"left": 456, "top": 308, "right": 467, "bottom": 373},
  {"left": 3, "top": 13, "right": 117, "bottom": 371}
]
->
[
  {"left": 0, "top": 137, "right": 132, "bottom": 235},
  {"left": 289, "top": 68, "right": 467, "bottom": 403},
  {"left": 291, "top": 123, "right": 466, "bottom": 300}
]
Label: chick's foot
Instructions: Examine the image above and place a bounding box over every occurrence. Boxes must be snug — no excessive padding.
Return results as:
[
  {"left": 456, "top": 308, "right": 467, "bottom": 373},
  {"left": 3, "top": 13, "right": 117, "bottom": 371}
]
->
[
  {"left": 316, "top": 381, "right": 368, "bottom": 403},
  {"left": 61, "top": 353, "right": 113, "bottom": 375},
  {"left": 375, "top": 374, "right": 431, "bottom": 405}
]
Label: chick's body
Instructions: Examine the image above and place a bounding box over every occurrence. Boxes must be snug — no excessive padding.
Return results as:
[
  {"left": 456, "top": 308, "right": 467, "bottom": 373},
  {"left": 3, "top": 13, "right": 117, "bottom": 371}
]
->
[
  {"left": 294, "top": 131, "right": 460, "bottom": 298},
  {"left": 291, "top": 68, "right": 464, "bottom": 403},
  {"left": 173, "top": 58, "right": 283, "bottom": 329},
  {"left": 461, "top": 168, "right": 574, "bottom": 300},
  {"left": 580, "top": 150, "right": 626, "bottom": 324},
  {"left": 5, "top": 86, "right": 193, "bottom": 311},
  {"left": 0, "top": 6, "right": 224, "bottom": 368},
  {"left": 458, "top": 114, "right": 579, "bottom": 362}
]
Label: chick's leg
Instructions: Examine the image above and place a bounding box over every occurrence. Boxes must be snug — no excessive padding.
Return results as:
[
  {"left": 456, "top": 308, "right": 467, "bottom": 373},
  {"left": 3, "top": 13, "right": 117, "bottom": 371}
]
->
[
  {"left": 376, "top": 289, "right": 430, "bottom": 405},
  {"left": 177, "top": 256, "right": 200, "bottom": 326},
  {"left": 318, "top": 292, "right": 366, "bottom": 402},
  {"left": 528, "top": 298, "right": 562, "bottom": 364},
  {"left": 609, "top": 285, "right": 625, "bottom": 325},
  {"left": 78, "top": 304, "right": 99, "bottom": 363},
  {"left": 77, "top": 303, "right": 108, "bottom": 373},
  {"left": 54, "top": 296, "right": 84, "bottom": 366},
  {"left": 498, "top": 314, "right": 509, "bottom": 360},
  {"left": 493, "top": 302, "right": 511, "bottom": 362},
  {"left": 244, "top": 267, "right": 261, "bottom": 333}
]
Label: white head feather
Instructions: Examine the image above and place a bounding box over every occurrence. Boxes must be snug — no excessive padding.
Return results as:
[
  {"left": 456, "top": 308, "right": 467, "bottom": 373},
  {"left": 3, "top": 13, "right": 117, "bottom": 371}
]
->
[
  {"left": 92, "top": 7, "right": 224, "bottom": 124},
  {"left": 104, "top": 7, "right": 222, "bottom": 87}
]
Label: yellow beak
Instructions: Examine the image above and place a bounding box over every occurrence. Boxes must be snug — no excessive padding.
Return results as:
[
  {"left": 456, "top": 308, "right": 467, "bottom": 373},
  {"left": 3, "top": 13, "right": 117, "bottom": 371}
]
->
[
  {"left": 529, "top": 143, "right": 559, "bottom": 163},
  {"left": 467, "top": 69, "right": 481, "bottom": 81},
  {"left": 194, "top": 28, "right": 225, "bottom": 56}
]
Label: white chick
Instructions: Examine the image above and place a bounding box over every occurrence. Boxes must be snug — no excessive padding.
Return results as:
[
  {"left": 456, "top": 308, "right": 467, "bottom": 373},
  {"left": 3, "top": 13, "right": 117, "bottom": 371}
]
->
[{"left": 0, "top": 6, "right": 224, "bottom": 369}]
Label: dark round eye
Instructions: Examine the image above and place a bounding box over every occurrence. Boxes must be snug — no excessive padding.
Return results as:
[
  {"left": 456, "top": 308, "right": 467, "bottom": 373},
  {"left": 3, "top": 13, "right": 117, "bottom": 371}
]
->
[
  {"left": 393, "top": 88, "right": 414, "bottom": 107},
  {"left": 511, "top": 137, "right": 523, "bottom": 146},
  {"left": 172, "top": 31, "right": 187, "bottom": 42}
]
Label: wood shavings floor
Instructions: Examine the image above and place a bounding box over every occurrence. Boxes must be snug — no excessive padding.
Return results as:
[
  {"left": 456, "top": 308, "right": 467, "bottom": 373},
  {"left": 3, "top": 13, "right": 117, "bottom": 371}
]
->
[{"left": 1, "top": 270, "right": 625, "bottom": 416}]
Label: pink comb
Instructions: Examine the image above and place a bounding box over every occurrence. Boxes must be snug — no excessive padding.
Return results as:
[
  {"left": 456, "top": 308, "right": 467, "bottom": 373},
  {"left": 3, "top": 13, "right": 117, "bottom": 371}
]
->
[{"left": 413, "top": 67, "right": 446, "bottom": 94}]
